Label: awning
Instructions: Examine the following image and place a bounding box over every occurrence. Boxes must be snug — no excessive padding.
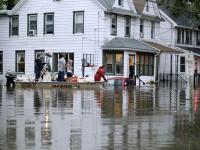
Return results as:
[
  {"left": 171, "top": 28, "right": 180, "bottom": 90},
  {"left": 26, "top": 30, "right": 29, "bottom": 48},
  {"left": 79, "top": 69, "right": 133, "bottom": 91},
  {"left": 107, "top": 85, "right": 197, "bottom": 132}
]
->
[
  {"left": 176, "top": 46, "right": 200, "bottom": 56},
  {"left": 142, "top": 40, "right": 184, "bottom": 54},
  {"left": 102, "top": 37, "right": 159, "bottom": 53}
]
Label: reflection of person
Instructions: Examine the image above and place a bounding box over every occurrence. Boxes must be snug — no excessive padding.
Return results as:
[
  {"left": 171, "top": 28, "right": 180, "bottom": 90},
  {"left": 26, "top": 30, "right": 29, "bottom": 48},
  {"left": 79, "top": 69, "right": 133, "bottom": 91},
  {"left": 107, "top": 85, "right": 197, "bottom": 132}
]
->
[
  {"left": 58, "top": 54, "right": 66, "bottom": 81},
  {"left": 94, "top": 66, "right": 107, "bottom": 82},
  {"left": 66, "top": 59, "right": 73, "bottom": 77},
  {"left": 35, "top": 54, "right": 45, "bottom": 82}
]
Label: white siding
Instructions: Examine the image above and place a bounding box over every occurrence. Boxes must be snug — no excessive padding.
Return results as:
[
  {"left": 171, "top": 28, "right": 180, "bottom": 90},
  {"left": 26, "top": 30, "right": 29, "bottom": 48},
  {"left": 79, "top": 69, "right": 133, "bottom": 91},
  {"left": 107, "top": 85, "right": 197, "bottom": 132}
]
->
[{"left": 0, "top": 0, "right": 107, "bottom": 76}]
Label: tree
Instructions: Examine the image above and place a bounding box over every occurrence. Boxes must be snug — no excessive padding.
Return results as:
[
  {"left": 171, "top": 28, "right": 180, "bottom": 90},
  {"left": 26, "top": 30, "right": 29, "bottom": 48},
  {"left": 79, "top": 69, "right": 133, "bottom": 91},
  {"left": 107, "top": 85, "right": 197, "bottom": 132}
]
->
[
  {"left": 157, "top": 0, "right": 200, "bottom": 20},
  {"left": 0, "top": 0, "right": 19, "bottom": 10}
]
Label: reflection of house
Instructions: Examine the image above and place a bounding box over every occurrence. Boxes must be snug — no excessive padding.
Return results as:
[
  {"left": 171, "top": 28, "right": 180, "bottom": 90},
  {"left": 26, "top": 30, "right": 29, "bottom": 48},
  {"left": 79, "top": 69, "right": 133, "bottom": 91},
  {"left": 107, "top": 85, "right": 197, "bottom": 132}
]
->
[
  {"left": 0, "top": 0, "right": 163, "bottom": 84},
  {"left": 158, "top": 4, "right": 200, "bottom": 82}
]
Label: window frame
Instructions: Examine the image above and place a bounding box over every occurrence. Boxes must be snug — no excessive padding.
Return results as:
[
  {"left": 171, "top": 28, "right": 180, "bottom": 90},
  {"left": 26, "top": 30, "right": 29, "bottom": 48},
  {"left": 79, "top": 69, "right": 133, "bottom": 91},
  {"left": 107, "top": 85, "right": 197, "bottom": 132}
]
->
[
  {"left": 197, "top": 30, "right": 200, "bottom": 46},
  {"left": 52, "top": 53, "right": 74, "bottom": 72},
  {"left": 103, "top": 51, "right": 124, "bottom": 75},
  {"left": 118, "top": 0, "right": 124, "bottom": 6},
  {"left": 44, "top": 13, "right": 54, "bottom": 35},
  {"left": 180, "top": 56, "right": 185, "bottom": 73},
  {"left": 136, "top": 53, "right": 154, "bottom": 76},
  {"left": 73, "top": 11, "right": 84, "bottom": 34},
  {"left": 140, "top": 19, "right": 144, "bottom": 34},
  {"left": 27, "top": 14, "right": 37, "bottom": 36},
  {"left": 16, "top": 50, "right": 25, "bottom": 74},
  {"left": 111, "top": 13, "right": 117, "bottom": 35},
  {"left": 10, "top": 15, "right": 19, "bottom": 36},
  {"left": 151, "top": 21, "right": 155, "bottom": 39},
  {"left": 125, "top": 16, "right": 131, "bottom": 37}
]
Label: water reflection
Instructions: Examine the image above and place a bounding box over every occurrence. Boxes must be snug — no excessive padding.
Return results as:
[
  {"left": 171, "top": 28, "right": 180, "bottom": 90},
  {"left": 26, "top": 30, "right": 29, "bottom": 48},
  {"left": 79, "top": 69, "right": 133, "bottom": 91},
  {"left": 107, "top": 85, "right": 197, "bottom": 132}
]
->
[{"left": 0, "top": 82, "right": 200, "bottom": 149}]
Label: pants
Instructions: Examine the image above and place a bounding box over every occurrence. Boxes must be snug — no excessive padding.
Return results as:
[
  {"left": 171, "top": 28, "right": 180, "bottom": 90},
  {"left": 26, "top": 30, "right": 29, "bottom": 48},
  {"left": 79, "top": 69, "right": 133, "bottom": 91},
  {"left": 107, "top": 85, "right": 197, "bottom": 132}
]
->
[
  {"left": 67, "top": 72, "right": 73, "bottom": 77},
  {"left": 58, "top": 71, "right": 65, "bottom": 81}
]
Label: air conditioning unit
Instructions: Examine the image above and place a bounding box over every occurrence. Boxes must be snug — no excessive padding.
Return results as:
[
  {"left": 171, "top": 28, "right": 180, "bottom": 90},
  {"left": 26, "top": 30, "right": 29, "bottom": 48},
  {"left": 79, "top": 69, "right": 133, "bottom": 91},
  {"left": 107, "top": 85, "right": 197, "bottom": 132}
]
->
[
  {"left": 28, "top": 30, "right": 36, "bottom": 36},
  {"left": 140, "top": 33, "right": 144, "bottom": 38}
]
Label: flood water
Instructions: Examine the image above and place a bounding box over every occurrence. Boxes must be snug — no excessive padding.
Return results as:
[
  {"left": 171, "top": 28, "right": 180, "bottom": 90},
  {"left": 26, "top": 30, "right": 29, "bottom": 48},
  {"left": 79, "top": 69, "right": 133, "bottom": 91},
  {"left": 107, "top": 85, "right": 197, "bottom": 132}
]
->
[{"left": 0, "top": 81, "right": 200, "bottom": 150}]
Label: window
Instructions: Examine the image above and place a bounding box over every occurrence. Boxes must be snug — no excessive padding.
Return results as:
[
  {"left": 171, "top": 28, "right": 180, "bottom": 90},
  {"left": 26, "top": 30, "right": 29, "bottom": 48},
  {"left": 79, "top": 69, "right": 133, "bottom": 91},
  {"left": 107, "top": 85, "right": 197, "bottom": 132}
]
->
[
  {"left": 28, "top": 14, "right": 37, "bottom": 36},
  {"left": 111, "top": 14, "right": 117, "bottom": 35},
  {"left": 186, "top": 29, "right": 189, "bottom": 44},
  {"left": 0, "top": 51, "right": 2, "bottom": 74},
  {"left": 44, "top": 13, "right": 54, "bottom": 34},
  {"left": 180, "top": 56, "right": 185, "bottom": 72},
  {"left": 52, "top": 53, "right": 74, "bottom": 72},
  {"left": 136, "top": 53, "right": 154, "bottom": 76},
  {"left": 197, "top": 31, "right": 200, "bottom": 46},
  {"left": 182, "top": 29, "right": 184, "bottom": 44},
  {"left": 118, "top": 0, "right": 124, "bottom": 6},
  {"left": 16, "top": 51, "right": 25, "bottom": 73},
  {"left": 151, "top": 21, "right": 155, "bottom": 39},
  {"left": 104, "top": 51, "right": 123, "bottom": 75},
  {"left": 73, "top": 11, "right": 84, "bottom": 34},
  {"left": 177, "top": 28, "right": 181, "bottom": 44},
  {"left": 140, "top": 19, "right": 144, "bottom": 37},
  {"left": 10, "top": 15, "right": 19, "bottom": 36},
  {"left": 125, "top": 16, "right": 131, "bottom": 37},
  {"left": 146, "top": 1, "right": 149, "bottom": 12}
]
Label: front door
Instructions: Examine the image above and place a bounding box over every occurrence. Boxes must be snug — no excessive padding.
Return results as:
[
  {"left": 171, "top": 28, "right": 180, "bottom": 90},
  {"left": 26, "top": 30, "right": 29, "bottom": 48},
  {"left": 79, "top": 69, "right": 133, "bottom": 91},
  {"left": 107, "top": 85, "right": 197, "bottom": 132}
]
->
[{"left": 129, "top": 54, "right": 135, "bottom": 78}]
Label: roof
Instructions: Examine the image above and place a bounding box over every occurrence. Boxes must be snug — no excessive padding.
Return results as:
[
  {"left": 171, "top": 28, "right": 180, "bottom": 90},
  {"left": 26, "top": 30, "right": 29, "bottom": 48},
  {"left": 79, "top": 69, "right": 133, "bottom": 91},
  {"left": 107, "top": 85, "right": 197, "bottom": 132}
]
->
[
  {"left": 132, "top": 0, "right": 145, "bottom": 15},
  {"left": 96, "top": 0, "right": 115, "bottom": 10},
  {"left": 159, "top": 5, "right": 198, "bottom": 28},
  {"left": 142, "top": 40, "right": 184, "bottom": 54},
  {"left": 106, "top": 7, "right": 138, "bottom": 17},
  {"left": 176, "top": 46, "right": 200, "bottom": 56},
  {"left": 102, "top": 37, "right": 159, "bottom": 53}
]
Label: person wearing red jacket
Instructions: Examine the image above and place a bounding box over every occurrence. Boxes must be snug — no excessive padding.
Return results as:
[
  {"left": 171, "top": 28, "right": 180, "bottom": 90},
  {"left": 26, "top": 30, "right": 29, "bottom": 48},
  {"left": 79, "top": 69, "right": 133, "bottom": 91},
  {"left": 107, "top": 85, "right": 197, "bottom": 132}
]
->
[{"left": 94, "top": 66, "right": 107, "bottom": 82}]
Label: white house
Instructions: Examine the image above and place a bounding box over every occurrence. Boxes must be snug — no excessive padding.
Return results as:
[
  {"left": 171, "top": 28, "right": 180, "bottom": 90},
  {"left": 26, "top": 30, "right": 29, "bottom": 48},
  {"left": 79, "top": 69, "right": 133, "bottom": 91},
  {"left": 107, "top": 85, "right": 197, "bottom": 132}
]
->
[
  {"left": 0, "top": 0, "right": 164, "bottom": 85},
  {"left": 158, "top": 4, "right": 200, "bottom": 83}
]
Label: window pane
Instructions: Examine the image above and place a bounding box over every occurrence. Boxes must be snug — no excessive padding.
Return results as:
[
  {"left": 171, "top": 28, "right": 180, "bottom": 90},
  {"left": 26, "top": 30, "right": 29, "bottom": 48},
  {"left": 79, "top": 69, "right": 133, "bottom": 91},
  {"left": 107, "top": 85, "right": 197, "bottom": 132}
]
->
[
  {"left": 76, "top": 13, "right": 83, "bottom": 23},
  {"left": 17, "top": 52, "right": 25, "bottom": 73},
  {"left": 45, "top": 14, "right": 54, "bottom": 34},
  {"left": 74, "top": 12, "right": 84, "bottom": 33},
  {"left": 105, "top": 53, "right": 113, "bottom": 74}
]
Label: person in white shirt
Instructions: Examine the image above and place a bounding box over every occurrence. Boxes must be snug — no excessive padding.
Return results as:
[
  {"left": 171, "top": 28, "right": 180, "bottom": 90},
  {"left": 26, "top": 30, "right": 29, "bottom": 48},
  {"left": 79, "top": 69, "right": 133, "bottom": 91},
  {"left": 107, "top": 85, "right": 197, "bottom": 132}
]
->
[{"left": 58, "top": 54, "right": 66, "bottom": 81}]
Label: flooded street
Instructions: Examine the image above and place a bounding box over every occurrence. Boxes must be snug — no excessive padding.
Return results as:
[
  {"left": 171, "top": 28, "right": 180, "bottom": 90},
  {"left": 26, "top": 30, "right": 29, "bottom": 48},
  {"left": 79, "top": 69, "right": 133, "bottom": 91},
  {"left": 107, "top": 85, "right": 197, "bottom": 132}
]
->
[{"left": 0, "top": 81, "right": 200, "bottom": 150}]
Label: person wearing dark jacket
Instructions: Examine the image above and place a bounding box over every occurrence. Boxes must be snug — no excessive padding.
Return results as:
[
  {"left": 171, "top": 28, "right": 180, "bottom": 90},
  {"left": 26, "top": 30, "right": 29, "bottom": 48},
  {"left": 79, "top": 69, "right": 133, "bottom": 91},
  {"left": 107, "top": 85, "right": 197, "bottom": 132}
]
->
[{"left": 35, "top": 54, "right": 45, "bottom": 82}]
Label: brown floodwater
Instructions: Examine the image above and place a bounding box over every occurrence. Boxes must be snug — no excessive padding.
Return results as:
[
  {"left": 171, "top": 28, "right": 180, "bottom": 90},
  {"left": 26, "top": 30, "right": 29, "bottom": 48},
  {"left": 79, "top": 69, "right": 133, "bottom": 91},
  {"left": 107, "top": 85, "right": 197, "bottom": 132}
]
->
[{"left": 0, "top": 81, "right": 200, "bottom": 150}]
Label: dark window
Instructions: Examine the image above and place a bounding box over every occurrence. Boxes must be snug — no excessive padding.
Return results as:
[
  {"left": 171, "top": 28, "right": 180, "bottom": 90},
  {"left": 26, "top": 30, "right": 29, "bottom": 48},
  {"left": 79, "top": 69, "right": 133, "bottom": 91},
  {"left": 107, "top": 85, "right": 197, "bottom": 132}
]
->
[
  {"left": 177, "top": 28, "right": 181, "bottom": 44},
  {"left": 140, "top": 19, "right": 144, "bottom": 34},
  {"left": 197, "top": 31, "right": 200, "bottom": 46},
  {"left": 44, "top": 13, "right": 54, "bottom": 34},
  {"left": 180, "top": 56, "right": 185, "bottom": 72},
  {"left": 136, "top": 53, "right": 154, "bottom": 76},
  {"left": 151, "top": 21, "right": 155, "bottom": 39},
  {"left": 111, "top": 14, "right": 117, "bottom": 35},
  {"left": 118, "top": 0, "right": 124, "bottom": 6},
  {"left": 182, "top": 29, "right": 184, "bottom": 44},
  {"left": 16, "top": 51, "right": 25, "bottom": 73},
  {"left": 73, "top": 11, "right": 84, "bottom": 34},
  {"left": 104, "top": 51, "right": 123, "bottom": 75},
  {"left": 10, "top": 15, "right": 19, "bottom": 36},
  {"left": 125, "top": 16, "right": 131, "bottom": 37},
  {"left": 28, "top": 14, "right": 37, "bottom": 36},
  {"left": 186, "top": 29, "right": 190, "bottom": 44},
  {"left": 0, "top": 52, "right": 2, "bottom": 74},
  {"left": 189, "top": 30, "right": 192, "bottom": 45}
]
